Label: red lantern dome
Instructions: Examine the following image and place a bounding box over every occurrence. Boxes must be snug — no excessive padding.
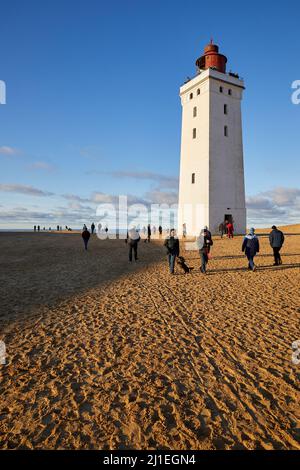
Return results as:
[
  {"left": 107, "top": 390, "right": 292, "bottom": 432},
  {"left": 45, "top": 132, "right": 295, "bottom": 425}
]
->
[{"left": 196, "top": 40, "right": 227, "bottom": 74}]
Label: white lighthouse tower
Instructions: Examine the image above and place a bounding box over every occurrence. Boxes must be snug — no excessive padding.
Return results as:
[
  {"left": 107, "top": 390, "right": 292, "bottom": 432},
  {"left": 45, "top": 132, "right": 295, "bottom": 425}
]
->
[{"left": 178, "top": 41, "right": 246, "bottom": 236}]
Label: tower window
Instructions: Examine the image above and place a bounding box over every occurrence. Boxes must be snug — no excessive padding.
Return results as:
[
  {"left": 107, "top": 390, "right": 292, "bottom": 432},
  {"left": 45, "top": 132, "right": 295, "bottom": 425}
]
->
[
  {"left": 190, "top": 93, "right": 193, "bottom": 99},
  {"left": 192, "top": 128, "right": 196, "bottom": 139},
  {"left": 224, "top": 104, "right": 228, "bottom": 115},
  {"left": 220, "top": 86, "right": 223, "bottom": 93},
  {"left": 224, "top": 125, "right": 228, "bottom": 137},
  {"left": 228, "top": 89, "right": 232, "bottom": 95},
  {"left": 192, "top": 173, "right": 195, "bottom": 184},
  {"left": 197, "top": 88, "right": 200, "bottom": 95},
  {"left": 193, "top": 106, "right": 197, "bottom": 117}
]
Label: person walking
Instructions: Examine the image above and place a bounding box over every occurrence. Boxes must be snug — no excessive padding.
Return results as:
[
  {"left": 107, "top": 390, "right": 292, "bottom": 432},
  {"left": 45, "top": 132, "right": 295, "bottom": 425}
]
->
[
  {"left": 242, "top": 228, "right": 259, "bottom": 271},
  {"left": 182, "top": 223, "right": 187, "bottom": 238},
  {"left": 269, "top": 225, "right": 284, "bottom": 266},
  {"left": 158, "top": 225, "right": 162, "bottom": 237},
  {"left": 218, "top": 221, "right": 225, "bottom": 238},
  {"left": 34, "top": 225, "right": 36, "bottom": 232},
  {"left": 197, "top": 228, "right": 213, "bottom": 274},
  {"left": 147, "top": 224, "right": 151, "bottom": 243},
  {"left": 204, "top": 226, "right": 213, "bottom": 253},
  {"left": 164, "top": 229, "right": 180, "bottom": 274},
  {"left": 91, "top": 222, "right": 95, "bottom": 234},
  {"left": 82, "top": 227, "right": 91, "bottom": 250},
  {"left": 127, "top": 227, "right": 140, "bottom": 262},
  {"left": 227, "top": 221, "right": 234, "bottom": 238}
]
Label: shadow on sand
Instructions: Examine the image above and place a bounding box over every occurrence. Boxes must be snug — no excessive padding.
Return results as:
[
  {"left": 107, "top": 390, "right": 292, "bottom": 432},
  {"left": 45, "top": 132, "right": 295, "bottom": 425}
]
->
[
  {"left": 173, "top": 263, "right": 300, "bottom": 276},
  {"left": 0, "top": 233, "right": 167, "bottom": 322},
  {"left": 1, "top": 233, "right": 299, "bottom": 322},
  {"left": 207, "top": 263, "right": 300, "bottom": 275},
  {"left": 186, "top": 253, "right": 300, "bottom": 261}
]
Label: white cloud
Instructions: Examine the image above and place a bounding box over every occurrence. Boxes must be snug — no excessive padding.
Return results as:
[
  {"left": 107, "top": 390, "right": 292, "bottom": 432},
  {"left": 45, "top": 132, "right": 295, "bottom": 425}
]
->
[
  {"left": 0, "top": 184, "right": 54, "bottom": 197},
  {"left": 6, "top": 183, "right": 298, "bottom": 229},
  {"left": 87, "top": 170, "right": 179, "bottom": 190},
  {"left": 0, "top": 209, "right": 55, "bottom": 221},
  {"left": 0, "top": 207, "right": 92, "bottom": 225},
  {"left": 144, "top": 190, "right": 178, "bottom": 205},
  {"left": 28, "top": 161, "right": 55, "bottom": 172},
  {"left": 91, "top": 192, "right": 149, "bottom": 206},
  {"left": 262, "top": 187, "right": 300, "bottom": 206},
  {"left": 67, "top": 201, "right": 94, "bottom": 211},
  {"left": 62, "top": 193, "right": 91, "bottom": 203},
  {"left": 91, "top": 192, "right": 115, "bottom": 204},
  {"left": 246, "top": 186, "right": 300, "bottom": 225},
  {"left": 0, "top": 146, "right": 19, "bottom": 156}
]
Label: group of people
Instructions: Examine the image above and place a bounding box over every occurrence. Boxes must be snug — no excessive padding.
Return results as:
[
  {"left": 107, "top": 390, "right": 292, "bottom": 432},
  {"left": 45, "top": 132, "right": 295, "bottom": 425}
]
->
[
  {"left": 80, "top": 221, "right": 285, "bottom": 274},
  {"left": 240, "top": 225, "right": 284, "bottom": 272},
  {"left": 82, "top": 223, "right": 166, "bottom": 251},
  {"left": 34, "top": 225, "right": 73, "bottom": 232},
  {"left": 81, "top": 223, "right": 166, "bottom": 254},
  {"left": 142, "top": 224, "right": 165, "bottom": 242},
  {"left": 218, "top": 220, "right": 234, "bottom": 238},
  {"left": 165, "top": 225, "right": 285, "bottom": 274},
  {"left": 165, "top": 226, "right": 213, "bottom": 274},
  {"left": 183, "top": 220, "right": 234, "bottom": 240},
  {"left": 81, "top": 222, "right": 107, "bottom": 250},
  {"left": 34, "top": 225, "right": 74, "bottom": 231}
]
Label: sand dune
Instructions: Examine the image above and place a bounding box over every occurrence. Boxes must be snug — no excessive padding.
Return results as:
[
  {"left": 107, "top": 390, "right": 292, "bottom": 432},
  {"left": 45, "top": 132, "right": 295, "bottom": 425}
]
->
[
  {"left": 0, "top": 231, "right": 299, "bottom": 449},
  {"left": 255, "top": 224, "right": 300, "bottom": 234}
]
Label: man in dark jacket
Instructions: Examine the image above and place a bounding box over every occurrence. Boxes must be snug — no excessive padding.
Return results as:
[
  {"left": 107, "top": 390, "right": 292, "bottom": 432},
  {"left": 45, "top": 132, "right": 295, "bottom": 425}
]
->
[
  {"left": 218, "top": 222, "right": 225, "bottom": 238},
  {"left": 242, "top": 228, "right": 259, "bottom": 271},
  {"left": 82, "top": 228, "right": 91, "bottom": 250},
  {"left": 164, "top": 229, "right": 180, "bottom": 274},
  {"left": 269, "top": 225, "right": 284, "bottom": 266},
  {"left": 147, "top": 224, "right": 151, "bottom": 243},
  {"left": 204, "top": 226, "right": 213, "bottom": 252},
  {"left": 197, "top": 228, "right": 213, "bottom": 274}
]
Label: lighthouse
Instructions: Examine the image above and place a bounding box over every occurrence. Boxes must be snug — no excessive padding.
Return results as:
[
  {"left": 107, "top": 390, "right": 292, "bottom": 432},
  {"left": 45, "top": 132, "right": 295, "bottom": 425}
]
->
[{"left": 178, "top": 41, "right": 246, "bottom": 236}]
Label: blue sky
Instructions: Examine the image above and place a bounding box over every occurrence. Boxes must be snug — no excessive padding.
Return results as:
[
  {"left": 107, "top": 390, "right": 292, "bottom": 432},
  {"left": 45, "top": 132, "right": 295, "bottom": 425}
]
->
[{"left": 0, "top": 0, "right": 299, "bottom": 228}]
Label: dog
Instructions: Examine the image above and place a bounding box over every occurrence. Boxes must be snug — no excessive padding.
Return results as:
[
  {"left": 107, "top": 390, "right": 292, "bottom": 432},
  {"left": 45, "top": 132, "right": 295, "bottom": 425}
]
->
[{"left": 177, "top": 256, "right": 194, "bottom": 274}]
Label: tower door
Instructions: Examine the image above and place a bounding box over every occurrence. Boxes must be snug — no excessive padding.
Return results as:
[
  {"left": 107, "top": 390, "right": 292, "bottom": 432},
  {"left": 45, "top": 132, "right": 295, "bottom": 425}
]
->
[{"left": 224, "top": 214, "right": 233, "bottom": 223}]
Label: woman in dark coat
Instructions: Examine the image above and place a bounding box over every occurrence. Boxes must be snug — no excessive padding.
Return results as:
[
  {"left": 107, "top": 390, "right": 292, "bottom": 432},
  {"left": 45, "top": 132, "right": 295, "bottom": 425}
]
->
[{"left": 82, "top": 228, "right": 91, "bottom": 250}]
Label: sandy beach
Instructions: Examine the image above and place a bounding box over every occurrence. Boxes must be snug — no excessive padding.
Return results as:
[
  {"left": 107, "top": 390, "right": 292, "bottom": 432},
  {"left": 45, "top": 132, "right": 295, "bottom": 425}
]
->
[{"left": 0, "top": 230, "right": 299, "bottom": 450}]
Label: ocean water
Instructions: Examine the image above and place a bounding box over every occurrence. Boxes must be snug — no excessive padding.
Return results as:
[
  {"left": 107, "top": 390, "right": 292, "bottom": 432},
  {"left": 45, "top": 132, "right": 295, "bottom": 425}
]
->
[{"left": 0, "top": 228, "right": 132, "bottom": 234}]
